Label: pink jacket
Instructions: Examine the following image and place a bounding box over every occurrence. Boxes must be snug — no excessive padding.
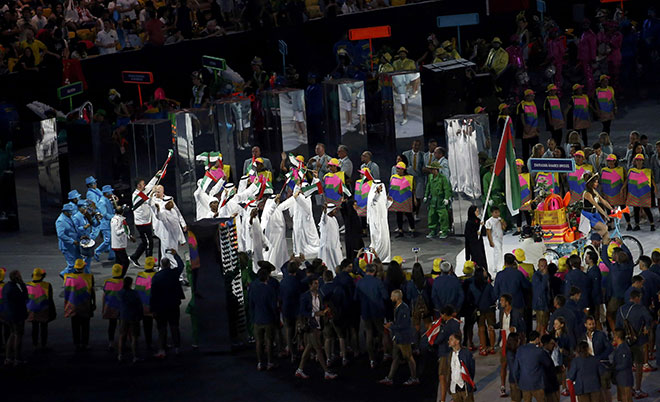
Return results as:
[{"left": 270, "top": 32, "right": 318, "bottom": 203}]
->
[
  {"left": 547, "top": 37, "right": 566, "bottom": 65},
  {"left": 597, "top": 31, "right": 622, "bottom": 64},
  {"left": 578, "top": 29, "right": 597, "bottom": 62}
]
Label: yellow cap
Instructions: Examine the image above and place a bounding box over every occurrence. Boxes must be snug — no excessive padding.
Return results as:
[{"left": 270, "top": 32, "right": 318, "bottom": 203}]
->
[
  {"left": 498, "top": 103, "right": 509, "bottom": 112},
  {"left": 296, "top": 155, "right": 305, "bottom": 162},
  {"left": 396, "top": 161, "right": 406, "bottom": 170},
  {"left": 328, "top": 158, "right": 340, "bottom": 167},
  {"left": 441, "top": 40, "right": 452, "bottom": 48},
  {"left": 606, "top": 154, "right": 617, "bottom": 161},
  {"left": 392, "top": 256, "right": 403, "bottom": 265},
  {"left": 514, "top": 248, "right": 526, "bottom": 262},
  {"left": 546, "top": 83, "right": 558, "bottom": 92},
  {"left": 0, "top": 267, "right": 5, "bottom": 281},
  {"left": 515, "top": 159, "right": 524, "bottom": 166},
  {"left": 74, "top": 259, "right": 86, "bottom": 271},
  {"left": 599, "top": 74, "right": 610, "bottom": 81},
  {"left": 558, "top": 256, "right": 568, "bottom": 272},
  {"left": 112, "top": 264, "right": 123, "bottom": 278},
  {"left": 608, "top": 242, "right": 619, "bottom": 259},
  {"left": 432, "top": 258, "right": 443, "bottom": 279},
  {"left": 634, "top": 153, "right": 645, "bottom": 160},
  {"left": 255, "top": 157, "right": 264, "bottom": 164},
  {"left": 574, "top": 150, "right": 585, "bottom": 157},
  {"left": 144, "top": 256, "right": 156, "bottom": 270},
  {"left": 653, "top": 248, "right": 660, "bottom": 254},
  {"left": 359, "top": 259, "right": 367, "bottom": 269},
  {"left": 32, "top": 268, "right": 46, "bottom": 281},
  {"left": 572, "top": 83, "right": 584, "bottom": 91},
  {"left": 463, "top": 260, "right": 475, "bottom": 275},
  {"left": 397, "top": 46, "right": 408, "bottom": 54},
  {"left": 382, "top": 52, "right": 392, "bottom": 62},
  {"left": 524, "top": 89, "right": 535, "bottom": 96},
  {"left": 473, "top": 106, "right": 485, "bottom": 114}
]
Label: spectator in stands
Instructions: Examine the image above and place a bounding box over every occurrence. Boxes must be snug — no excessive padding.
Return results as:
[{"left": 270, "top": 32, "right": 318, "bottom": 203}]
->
[
  {"left": 20, "top": 29, "right": 55, "bottom": 65},
  {"left": 144, "top": 9, "right": 165, "bottom": 46},
  {"left": 95, "top": 19, "right": 119, "bottom": 55}
]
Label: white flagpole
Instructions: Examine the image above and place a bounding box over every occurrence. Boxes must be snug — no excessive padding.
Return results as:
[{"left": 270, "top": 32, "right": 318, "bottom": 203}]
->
[{"left": 479, "top": 117, "right": 509, "bottom": 235}]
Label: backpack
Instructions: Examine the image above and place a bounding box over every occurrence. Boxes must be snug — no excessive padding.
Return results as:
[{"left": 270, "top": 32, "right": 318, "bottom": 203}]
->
[
  {"left": 412, "top": 286, "right": 429, "bottom": 319},
  {"left": 621, "top": 304, "right": 638, "bottom": 346}
]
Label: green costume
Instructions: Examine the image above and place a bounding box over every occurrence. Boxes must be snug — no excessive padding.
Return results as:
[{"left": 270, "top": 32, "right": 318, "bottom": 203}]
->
[
  {"left": 425, "top": 171, "right": 452, "bottom": 236},
  {"left": 482, "top": 170, "right": 510, "bottom": 225}
]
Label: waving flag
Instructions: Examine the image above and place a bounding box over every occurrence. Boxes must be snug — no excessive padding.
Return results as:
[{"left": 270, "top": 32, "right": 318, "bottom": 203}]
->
[
  {"left": 301, "top": 178, "right": 323, "bottom": 197},
  {"left": 460, "top": 361, "right": 475, "bottom": 389},
  {"left": 424, "top": 318, "right": 443, "bottom": 345},
  {"left": 492, "top": 118, "right": 521, "bottom": 215}
]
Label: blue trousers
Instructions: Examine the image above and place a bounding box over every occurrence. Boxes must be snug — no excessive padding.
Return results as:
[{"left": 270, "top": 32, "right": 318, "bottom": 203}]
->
[
  {"left": 59, "top": 247, "right": 81, "bottom": 277},
  {"left": 94, "top": 227, "right": 115, "bottom": 260}
]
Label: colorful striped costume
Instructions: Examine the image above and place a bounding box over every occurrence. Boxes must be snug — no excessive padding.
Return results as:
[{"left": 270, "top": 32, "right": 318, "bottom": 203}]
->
[
  {"left": 63, "top": 272, "right": 94, "bottom": 318},
  {"left": 600, "top": 167, "right": 626, "bottom": 206},
  {"left": 535, "top": 172, "right": 561, "bottom": 196},
  {"left": 626, "top": 168, "right": 653, "bottom": 208},
  {"left": 26, "top": 281, "right": 51, "bottom": 322},
  {"left": 519, "top": 173, "right": 532, "bottom": 211},
  {"left": 519, "top": 100, "right": 539, "bottom": 138},
  {"left": 388, "top": 174, "right": 414, "bottom": 213},
  {"left": 323, "top": 171, "right": 345, "bottom": 202},
  {"left": 544, "top": 96, "right": 565, "bottom": 130},
  {"left": 102, "top": 278, "right": 124, "bottom": 319},
  {"left": 136, "top": 271, "right": 156, "bottom": 316},
  {"left": 596, "top": 86, "right": 615, "bottom": 121},
  {"left": 571, "top": 95, "right": 591, "bottom": 130},
  {"left": 354, "top": 178, "right": 372, "bottom": 217},
  {"left": 568, "top": 164, "right": 593, "bottom": 203}
]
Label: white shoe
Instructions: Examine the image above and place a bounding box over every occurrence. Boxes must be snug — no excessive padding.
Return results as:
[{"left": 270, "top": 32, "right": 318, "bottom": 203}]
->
[{"left": 400, "top": 118, "right": 408, "bottom": 126}]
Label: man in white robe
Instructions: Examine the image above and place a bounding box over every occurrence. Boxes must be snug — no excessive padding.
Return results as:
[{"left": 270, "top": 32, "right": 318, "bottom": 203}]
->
[
  {"left": 366, "top": 180, "right": 392, "bottom": 262},
  {"left": 288, "top": 183, "right": 320, "bottom": 257},
  {"left": 318, "top": 203, "right": 343, "bottom": 274},
  {"left": 150, "top": 195, "right": 187, "bottom": 265},
  {"left": 194, "top": 177, "right": 225, "bottom": 221},
  {"left": 262, "top": 194, "right": 289, "bottom": 271},
  {"left": 248, "top": 206, "right": 267, "bottom": 273}
]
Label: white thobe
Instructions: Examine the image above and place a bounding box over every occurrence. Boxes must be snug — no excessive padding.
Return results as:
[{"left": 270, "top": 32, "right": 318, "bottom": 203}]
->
[
  {"left": 194, "top": 178, "right": 225, "bottom": 221},
  {"left": 318, "top": 210, "right": 343, "bottom": 274},
  {"left": 366, "top": 183, "right": 392, "bottom": 262},
  {"left": 249, "top": 212, "right": 266, "bottom": 273},
  {"left": 151, "top": 203, "right": 186, "bottom": 263},
  {"left": 264, "top": 197, "right": 290, "bottom": 270},
  {"left": 287, "top": 187, "right": 319, "bottom": 257}
]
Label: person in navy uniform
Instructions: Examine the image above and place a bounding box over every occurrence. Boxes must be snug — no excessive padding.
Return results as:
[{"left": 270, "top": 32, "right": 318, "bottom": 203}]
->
[
  {"left": 584, "top": 251, "right": 604, "bottom": 329},
  {"left": 548, "top": 295, "right": 579, "bottom": 343},
  {"left": 379, "top": 289, "right": 419, "bottom": 386},
  {"left": 580, "top": 316, "right": 614, "bottom": 400},
  {"left": 354, "top": 263, "right": 388, "bottom": 369},
  {"left": 494, "top": 293, "right": 526, "bottom": 398},
  {"left": 278, "top": 261, "right": 303, "bottom": 363},
  {"left": 512, "top": 331, "right": 554, "bottom": 402},
  {"left": 494, "top": 253, "right": 531, "bottom": 314},
  {"left": 539, "top": 334, "right": 561, "bottom": 402},
  {"left": 447, "top": 332, "right": 476, "bottom": 402},
  {"left": 248, "top": 267, "right": 278, "bottom": 371},
  {"left": 567, "top": 341, "right": 606, "bottom": 401},
  {"left": 601, "top": 241, "right": 633, "bottom": 333},
  {"left": 566, "top": 287, "right": 587, "bottom": 338},
  {"left": 532, "top": 258, "right": 551, "bottom": 336},
  {"left": 564, "top": 255, "right": 591, "bottom": 312},
  {"left": 432, "top": 261, "right": 464, "bottom": 316},
  {"left": 615, "top": 289, "right": 652, "bottom": 398},
  {"left": 612, "top": 328, "right": 634, "bottom": 402},
  {"left": 435, "top": 304, "right": 461, "bottom": 402}
]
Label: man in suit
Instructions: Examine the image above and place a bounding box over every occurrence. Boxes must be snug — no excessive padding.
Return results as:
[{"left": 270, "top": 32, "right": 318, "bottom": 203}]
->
[
  {"left": 513, "top": 331, "right": 554, "bottom": 402},
  {"left": 435, "top": 305, "right": 461, "bottom": 402},
  {"left": 615, "top": 289, "right": 652, "bottom": 398},
  {"left": 494, "top": 253, "right": 531, "bottom": 313},
  {"left": 585, "top": 250, "right": 604, "bottom": 329},
  {"left": 564, "top": 255, "right": 591, "bottom": 311},
  {"left": 242, "top": 146, "right": 273, "bottom": 174},
  {"left": 403, "top": 139, "right": 424, "bottom": 220},
  {"left": 612, "top": 328, "right": 634, "bottom": 402},
  {"left": 580, "top": 315, "right": 613, "bottom": 400},
  {"left": 494, "top": 293, "right": 525, "bottom": 397},
  {"left": 602, "top": 241, "right": 634, "bottom": 332},
  {"left": 447, "top": 332, "right": 476, "bottom": 402},
  {"left": 432, "top": 261, "right": 464, "bottom": 316},
  {"left": 588, "top": 143, "right": 607, "bottom": 172},
  {"left": 150, "top": 249, "right": 185, "bottom": 359},
  {"left": 354, "top": 264, "right": 388, "bottom": 368},
  {"left": 360, "top": 151, "right": 380, "bottom": 180}
]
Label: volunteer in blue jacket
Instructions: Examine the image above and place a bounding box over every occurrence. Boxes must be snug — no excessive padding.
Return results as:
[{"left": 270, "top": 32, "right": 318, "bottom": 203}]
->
[
  {"left": 615, "top": 289, "right": 652, "bottom": 398},
  {"left": 94, "top": 185, "right": 116, "bottom": 261},
  {"left": 567, "top": 341, "right": 606, "bottom": 400},
  {"left": 512, "top": 331, "right": 554, "bottom": 401},
  {"left": 601, "top": 240, "right": 633, "bottom": 332},
  {"left": 279, "top": 262, "right": 303, "bottom": 362},
  {"left": 548, "top": 294, "right": 579, "bottom": 342},
  {"left": 469, "top": 266, "right": 497, "bottom": 355},
  {"left": 56, "top": 203, "right": 81, "bottom": 277},
  {"left": 379, "top": 289, "right": 418, "bottom": 386},
  {"left": 431, "top": 261, "right": 464, "bottom": 316},
  {"left": 354, "top": 264, "right": 388, "bottom": 369},
  {"left": 532, "top": 259, "right": 551, "bottom": 336},
  {"left": 494, "top": 253, "right": 531, "bottom": 312}
]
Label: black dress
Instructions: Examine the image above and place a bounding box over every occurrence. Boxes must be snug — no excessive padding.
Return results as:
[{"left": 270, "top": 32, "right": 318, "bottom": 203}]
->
[{"left": 464, "top": 218, "right": 488, "bottom": 269}]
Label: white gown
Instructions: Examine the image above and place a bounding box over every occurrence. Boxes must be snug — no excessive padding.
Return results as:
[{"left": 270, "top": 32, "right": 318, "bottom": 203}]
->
[
  {"left": 150, "top": 202, "right": 186, "bottom": 263},
  {"left": 263, "top": 197, "right": 289, "bottom": 271},
  {"left": 287, "top": 186, "right": 319, "bottom": 257},
  {"left": 366, "top": 182, "right": 392, "bottom": 263},
  {"left": 194, "top": 178, "right": 225, "bottom": 221},
  {"left": 318, "top": 210, "right": 343, "bottom": 273},
  {"left": 249, "top": 211, "right": 266, "bottom": 273}
]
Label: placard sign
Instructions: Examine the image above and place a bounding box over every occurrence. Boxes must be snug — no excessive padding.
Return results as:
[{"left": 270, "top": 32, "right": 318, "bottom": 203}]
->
[{"left": 529, "top": 158, "right": 575, "bottom": 173}]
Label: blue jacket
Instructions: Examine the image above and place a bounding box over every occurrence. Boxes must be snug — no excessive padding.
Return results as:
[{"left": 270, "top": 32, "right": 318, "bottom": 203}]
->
[
  {"left": 513, "top": 343, "right": 554, "bottom": 391},
  {"left": 354, "top": 274, "right": 388, "bottom": 320},
  {"left": 567, "top": 355, "right": 605, "bottom": 395},
  {"left": 118, "top": 288, "right": 143, "bottom": 321},
  {"left": 2, "top": 281, "right": 28, "bottom": 323},
  {"left": 566, "top": 299, "right": 586, "bottom": 337},
  {"left": 335, "top": 271, "right": 356, "bottom": 297},
  {"left": 564, "top": 269, "right": 591, "bottom": 310},
  {"left": 86, "top": 187, "right": 103, "bottom": 204},
  {"left": 615, "top": 301, "right": 653, "bottom": 346},
  {"left": 640, "top": 270, "right": 660, "bottom": 307},
  {"left": 601, "top": 243, "right": 633, "bottom": 299},
  {"left": 612, "top": 342, "right": 634, "bottom": 387},
  {"left": 390, "top": 302, "right": 415, "bottom": 344},
  {"left": 299, "top": 290, "right": 322, "bottom": 329},
  {"left": 586, "top": 264, "right": 603, "bottom": 306},
  {"left": 55, "top": 213, "right": 79, "bottom": 252},
  {"left": 624, "top": 286, "right": 645, "bottom": 308},
  {"left": 431, "top": 274, "right": 464, "bottom": 312},
  {"left": 248, "top": 281, "right": 278, "bottom": 325},
  {"left": 507, "top": 350, "right": 518, "bottom": 384},
  {"left": 96, "top": 196, "right": 115, "bottom": 229},
  {"left": 494, "top": 267, "right": 531, "bottom": 309},
  {"left": 468, "top": 282, "right": 497, "bottom": 312},
  {"left": 497, "top": 308, "right": 526, "bottom": 334},
  {"left": 436, "top": 317, "right": 461, "bottom": 357},
  {"left": 448, "top": 348, "right": 476, "bottom": 393},
  {"left": 72, "top": 211, "right": 91, "bottom": 237},
  {"left": 542, "top": 349, "right": 560, "bottom": 393},
  {"left": 150, "top": 254, "right": 185, "bottom": 313},
  {"left": 549, "top": 306, "right": 579, "bottom": 342},
  {"left": 404, "top": 279, "right": 432, "bottom": 311},
  {"left": 650, "top": 263, "right": 660, "bottom": 277},
  {"left": 579, "top": 330, "right": 612, "bottom": 361},
  {"left": 532, "top": 272, "right": 551, "bottom": 311},
  {"left": 279, "top": 274, "right": 302, "bottom": 321}
]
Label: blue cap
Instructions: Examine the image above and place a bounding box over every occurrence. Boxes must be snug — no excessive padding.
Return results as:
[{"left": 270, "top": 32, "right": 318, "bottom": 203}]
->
[
  {"left": 85, "top": 176, "right": 97, "bottom": 185},
  {"left": 62, "top": 203, "right": 77, "bottom": 212},
  {"left": 101, "top": 185, "right": 114, "bottom": 194},
  {"left": 77, "top": 199, "right": 88, "bottom": 207},
  {"left": 590, "top": 232, "right": 602, "bottom": 241},
  {"left": 68, "top": 189, "right": 82, "bottom": 200}
]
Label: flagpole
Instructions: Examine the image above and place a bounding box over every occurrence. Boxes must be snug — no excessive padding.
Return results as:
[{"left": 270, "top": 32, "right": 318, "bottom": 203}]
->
[{"left": 479, "top": 117, "right": 509, "bottom": 236}]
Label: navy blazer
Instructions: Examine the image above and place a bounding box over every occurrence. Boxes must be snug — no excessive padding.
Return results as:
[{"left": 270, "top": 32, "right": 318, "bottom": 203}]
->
[
  {"left": 650, "top": 263, "right": 660, "bottom": 277},
  {"left": 601, "top": 243, "right": 633, "bottom": 299},
  {"left": 390, "top": 302, "right": 415, "bottom": 344},
  {"left": 566, "top": 299, "right": 586, "bottom": 337},
  {"left": 531, "top": 272, "right": 551, "bottom": 311},
  {"left": 494, "top": 267, "right": 531, "bottom": 309},
  {"left": 150, "top": 254, "right": 185, "bottom": 313},
  {"left": 447, "top": 348, "right": 476, "bottom": 393},
  {"left": 548, "top": 306, "right": 579, "bottom": 341},
  {"left": 563, "top": 269, "right": 591, "bottom": 310},
  {"left": 468, "top": 282, "right": 497, "bottom": 312},
  {"left": 279, "top": 274, "right": 303, "bottom": 321},
  {"left": 2, "top": 281, "right": 28, "bottom": 323},
  {"left": 586, "top": 264, "right": 603, "bottom": 306},
  {"left": 249, "top": 281, "right": 278, "bottom": 325},
  {"left": 542, "top": 349, "right": 560, "bottom": 393},
  {"left": 513, "top": 343, "right": 554, "bottom": 391},
  {"left": 431, "top": 274, "right": 464, "bottom": 312},
  {"left": 640, "top": 270, "right": 660, "bottom": 307},
  {"left": 579, "top": 330, "right": 613, "bottom": 362},
  {"left": 354, "top": 274, "right": 388, "bottom": 320},
  {"left": 436, "top": 318, "right": 461, "bottom": 357},
  {"left": 496, "top": 308, "right": 526, "bottom": 334},
  {"left": 612, "top": 342, "right": 634, "bottom": 387},
  {"left": 404, "top": 280, "right": 432, "bottom": 312},
  {"left": 615, "top": 301, "right": 653, "bottom": 346},
  {"left": 567, "top": 355, "right": 605, "bottom": 395},
  {"left": 299, "top": 290, "right": 322, "bottom": 329}
]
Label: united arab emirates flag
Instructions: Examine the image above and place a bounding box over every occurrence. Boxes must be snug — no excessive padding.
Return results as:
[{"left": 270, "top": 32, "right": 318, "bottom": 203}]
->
[{"left": 493, "top": 117, "right": 521, "bottom": 216}]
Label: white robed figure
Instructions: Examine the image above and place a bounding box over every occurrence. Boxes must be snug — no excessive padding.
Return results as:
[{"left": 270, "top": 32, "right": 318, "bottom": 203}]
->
[
  {"left": 288, "top": 182, "right": 320, "bottom": 257},
  {"left": 318, "top": 203, "right": 343, "bottom": 273},
  {"left": 262, "top": 195, "right": 289, "bottom": 270},
  {"left": 366, "top": 180, "right": 392, "bottom": 263},
  {"left": 248, "top": 206, "right": 267, "bottom": 273},
  {"left": 194, "top": 177, "right": 225, "bottom": 221},
  {"left": 150, "top": 194, "right": 187, "bottom": 264}
]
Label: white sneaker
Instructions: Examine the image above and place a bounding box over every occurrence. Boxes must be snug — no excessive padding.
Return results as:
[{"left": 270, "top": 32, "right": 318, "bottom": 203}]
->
[{"left": 400, "top": 118, "right": 408, "bottom": 126}]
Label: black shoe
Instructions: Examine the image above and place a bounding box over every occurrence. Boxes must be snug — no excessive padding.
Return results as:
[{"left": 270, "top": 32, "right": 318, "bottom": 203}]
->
[
  {"left": 627, "top": 224, "right": 633, "bottom": 231},
  {"left": 652, "top": 225, "right": 656, "bottom": 232},
  {"left": 395, "top": 231, "right": 404, "bottom": 238},
  {"left": 633, "top": 225, "right": 641, "bottom": 231},
  {"left": 407, "top": 231, "right": 416, "bottom": 238}
]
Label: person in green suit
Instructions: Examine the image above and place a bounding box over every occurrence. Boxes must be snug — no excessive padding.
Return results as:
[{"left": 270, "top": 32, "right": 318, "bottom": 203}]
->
[
  {"left": 481, "top": 158, "right": 510, "bottom": 227},
  {"left": 424, "top": 162, "right": 452, "bottom": 238}
]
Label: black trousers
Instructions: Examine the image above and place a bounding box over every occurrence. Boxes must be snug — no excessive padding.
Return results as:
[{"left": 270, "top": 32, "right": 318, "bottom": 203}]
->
[
  {"left": 155, "top": 308, "right": 181, "bottom": 350},
  {"left": 549, "top": 129, "right": 563, "bottom": 146},
  {"left": 108, "top": 318, "right": 118, "bottom": 342},
  {"left": 602, "top": 120, "right": 612, "bottom": 134},
  {"left": 522, "top": 136, "right": 539, "bottom": 161},
  {"left": 143, "top": 316, "right": 154, "bottom": 348},
  {"left": 131, "top": 224, "right": 154, "bottom": 260},
  {"left": 633, "top": 207, "right": 654, "bottom": 226},
  {"left": 516, "top": 211, "right": 532, "bottom": 228},
  {"left": 396, "top": 212, "right": 415, "bottom": 231},
  {"left": 31, "top": 322, "right": 48, "bottom": 347},
  {"left": 114, "top": 248, "right": 129, "bottom": 277},
  {"left": 71, "top": 316, "right": 90, "bottom": 346}
]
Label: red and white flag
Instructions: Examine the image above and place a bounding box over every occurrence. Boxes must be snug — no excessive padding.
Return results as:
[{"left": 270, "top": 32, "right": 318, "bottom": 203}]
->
[
  {"left": 460, "top": 360, "right": 475, "bottom": 389},
  {"left": 424, "top": 318, "right": 443, "bottom": 345}
]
